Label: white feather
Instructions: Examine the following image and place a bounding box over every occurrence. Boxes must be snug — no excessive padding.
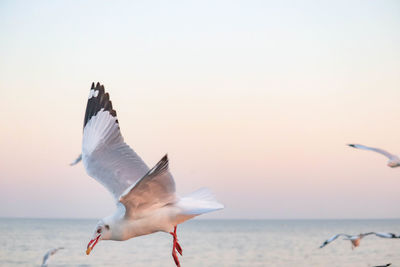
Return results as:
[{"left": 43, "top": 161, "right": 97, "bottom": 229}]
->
[
  {"left": 177, "top": 188, "right": 224, "bottom": 215},
  {"left": 82, "top": 109, "right": 149, "bottom": 200}
]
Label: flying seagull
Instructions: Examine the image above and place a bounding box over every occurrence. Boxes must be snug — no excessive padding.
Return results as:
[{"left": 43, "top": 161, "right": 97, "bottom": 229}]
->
[
  {"left": 372, "top": 264, "right": 391, "bottom": 267},
  {"left": 41, "top": 247, "right": 64, "bottom": 267},
  {"left": 80, "top": 82, "right": 223, "bottom": 267},
  {"left": 320, "top": 232, "right": 399, "bottom": 249},
  {"left": 348, "top": 144, "right": 400, "bottom": 168}
]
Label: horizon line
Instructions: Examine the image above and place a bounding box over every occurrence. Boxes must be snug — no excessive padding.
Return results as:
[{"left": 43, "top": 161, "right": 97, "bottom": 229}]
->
[{"left": 1, "top": 216, "right": 400, "bottom": 221}]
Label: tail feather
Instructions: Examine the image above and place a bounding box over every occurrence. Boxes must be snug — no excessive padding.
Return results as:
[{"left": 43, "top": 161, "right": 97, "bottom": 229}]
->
[{"left": 177, "top": 188, "right": 224, "bottom": 215}]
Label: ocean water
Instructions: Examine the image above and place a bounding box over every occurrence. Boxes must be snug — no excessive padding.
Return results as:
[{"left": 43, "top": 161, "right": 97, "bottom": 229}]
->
[{"left": 0, "top": 218, "right": 399, "bottom": 267}]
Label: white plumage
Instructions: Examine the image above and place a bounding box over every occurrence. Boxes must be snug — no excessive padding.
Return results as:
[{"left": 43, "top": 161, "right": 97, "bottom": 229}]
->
[{"left": 79, "top": 83, "right": 223, "bottom": 267}]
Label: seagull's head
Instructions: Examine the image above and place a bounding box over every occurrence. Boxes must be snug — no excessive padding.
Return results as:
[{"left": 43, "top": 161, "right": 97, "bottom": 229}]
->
[{"left": 86, "top": 220, "right": 112, "bottom": 255}]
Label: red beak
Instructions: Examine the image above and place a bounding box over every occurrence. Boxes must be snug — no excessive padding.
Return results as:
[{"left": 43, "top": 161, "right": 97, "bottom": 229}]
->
[{"left": 86, "top": 234, "right": 101, "bottom": 255}]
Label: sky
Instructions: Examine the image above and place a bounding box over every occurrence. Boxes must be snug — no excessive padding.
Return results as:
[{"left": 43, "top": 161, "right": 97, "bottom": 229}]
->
[{"left": 0, "top": 0, "right": 399, "bottom": 219}]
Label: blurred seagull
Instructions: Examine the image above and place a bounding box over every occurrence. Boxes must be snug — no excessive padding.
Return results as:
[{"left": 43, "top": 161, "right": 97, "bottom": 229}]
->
[
  {"left": 348, "top": 144, "right": 400, "bottom": 168},
  {"left": 372, "top": 264, "right": 391, "bottom": 267},
  {"left": 79, "top": 83, "right": 224, "bottom": 267},
  {"left": 320, "top": 232, "right": 399, "bottom": 249},
  {"left": 41, "top": 247, "right": 64, "bottom": 267}
]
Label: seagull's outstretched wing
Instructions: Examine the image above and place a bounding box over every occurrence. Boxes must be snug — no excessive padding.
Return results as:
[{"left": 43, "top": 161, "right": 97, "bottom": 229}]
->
[
  {"left": 320, "top": 234, "right": 351, "bottom": 248},
  {"left": 41, "top": 247, "right": 64, "bottom": 266},
  {"left": 82, "top": 82, "right": 149, "bottom": 200},
  {"left": 119, "top": 154, "right": 176, "bottom": 219},
  {"left": 370, "top": 232, "right": 400, "bottom": 239},
  {"left": 70, "top": 154, "right": 82, "bottom": 166},
  {"left": 348, "top": 144, "right": 397, "bottom": 160}
]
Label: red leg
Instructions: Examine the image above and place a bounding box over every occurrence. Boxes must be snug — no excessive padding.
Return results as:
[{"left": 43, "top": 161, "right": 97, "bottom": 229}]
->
[
  {"left": 169, "top": 226, "right": 183, "bottom": 267},
  {"left": 175, "top": 241, "right": 183, "bottom": 256}
]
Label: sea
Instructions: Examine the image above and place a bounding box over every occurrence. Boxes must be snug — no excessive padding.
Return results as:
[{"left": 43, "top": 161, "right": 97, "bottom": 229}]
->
[{"left": 0, "top": 218, "right": 399, "bottom": 267}]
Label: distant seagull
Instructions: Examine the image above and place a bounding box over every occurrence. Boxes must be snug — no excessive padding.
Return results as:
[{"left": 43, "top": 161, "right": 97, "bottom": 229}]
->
[
  {"left": 372, "top": 264, "right": 391, "bottom": 267},
  {"left": 320, "top": 232, "right": 399, "bottom": 249},
  {"left": 348, "top": 144, "right": 400, "bottom": 168},
  {"left": 69, "top": 154, "right": 82, "bottom": 166},
  {"left": 79, "top": 83, "right": 224, "bottom": 267},
  {"left": 41, "top": 247, "right": 64, "bottom": 267}
]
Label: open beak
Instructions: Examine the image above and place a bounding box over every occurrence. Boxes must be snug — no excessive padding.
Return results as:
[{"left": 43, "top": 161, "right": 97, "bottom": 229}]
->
[{"left": 86, "top": 234, "right": 101, "bottom": 255}]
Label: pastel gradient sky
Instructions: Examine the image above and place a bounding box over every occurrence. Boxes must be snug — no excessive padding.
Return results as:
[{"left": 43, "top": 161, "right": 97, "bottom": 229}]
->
[{"left": 1, "top": 0, "right": 399, "bottom": 219}]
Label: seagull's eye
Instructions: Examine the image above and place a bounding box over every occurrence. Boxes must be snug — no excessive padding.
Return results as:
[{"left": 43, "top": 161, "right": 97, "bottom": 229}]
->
[
  {"left": 97, "top": 228, "right": 102, "bottom": 234},
  {"left": 105, "top": 225, "right": 110, "bottom": 230}
]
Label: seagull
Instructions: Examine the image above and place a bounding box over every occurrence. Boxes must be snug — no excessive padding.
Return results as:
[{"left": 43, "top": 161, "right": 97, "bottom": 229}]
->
[
  {"left": 320, "top": 232, "right": 399, "bottom": 249},
  {"left": 79, "top": 82, "right": 224, "bottom": 267},
  {"left": 348, "top": 144, "right": 400, "bottom": 168},
  {"left": 372, "top": 264, "right": 391, "bottom": 267},
  {"left": 41, "top": 247, "right": 64, "bottom": 267}
]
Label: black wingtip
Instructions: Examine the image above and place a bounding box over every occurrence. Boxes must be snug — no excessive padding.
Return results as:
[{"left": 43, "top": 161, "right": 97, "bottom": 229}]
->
[
  {"left": 94, "top": 82, "right": 105, "bottom": 94},
  {"left": 348, "top": 144, "right": 355, "bottom": 147},
  {"left": 159, "top": 154, "right": 169, "bottom": 169},
  {"left": 91, "top": 82, "right": 95, "bottom": 89},
  {"left": 83, "top": 82, "right": 118, "bottom": 128},
  {"left": 146, "top": 154, "right": 169, "bottom": 177}
]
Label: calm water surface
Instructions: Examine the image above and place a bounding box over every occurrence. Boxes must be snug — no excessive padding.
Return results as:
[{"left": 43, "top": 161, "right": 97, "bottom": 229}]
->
[{"left": 0, "top": 218, "right": 399, "bottom": 266}]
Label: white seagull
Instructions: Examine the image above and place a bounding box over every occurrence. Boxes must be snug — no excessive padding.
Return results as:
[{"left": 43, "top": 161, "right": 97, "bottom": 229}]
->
[
  {"left": 320, "top": 232, "right": 399, "bottom": 249},
  {"left": 79, "top": 82, "right": 224, "bottom": 267},
  {"left": 41, "top": 247, "right": 64, "bottom": 267},
  {"left": 348, "top": 144, "right": 400, "bottom": 168}
]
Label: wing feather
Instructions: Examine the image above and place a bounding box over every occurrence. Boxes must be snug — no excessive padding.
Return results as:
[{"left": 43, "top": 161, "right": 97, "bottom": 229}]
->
[
  {"left": 372, "top": 232, "right": 399, "bottom": 239},
  {"left": 82, "top": 82, "right": 149, "bottom": 200},
  {"left": 320, "top": 233, "right": 350, "bottom": 248},
  {"left": 70, "top": 154, "right": 82, "bottom": 166},
  {"left": 119, "top": 154, "right": 176, "bottom": 219},
  {"left": 348, "top": 144, "right": 397, "bottom": 160}
]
